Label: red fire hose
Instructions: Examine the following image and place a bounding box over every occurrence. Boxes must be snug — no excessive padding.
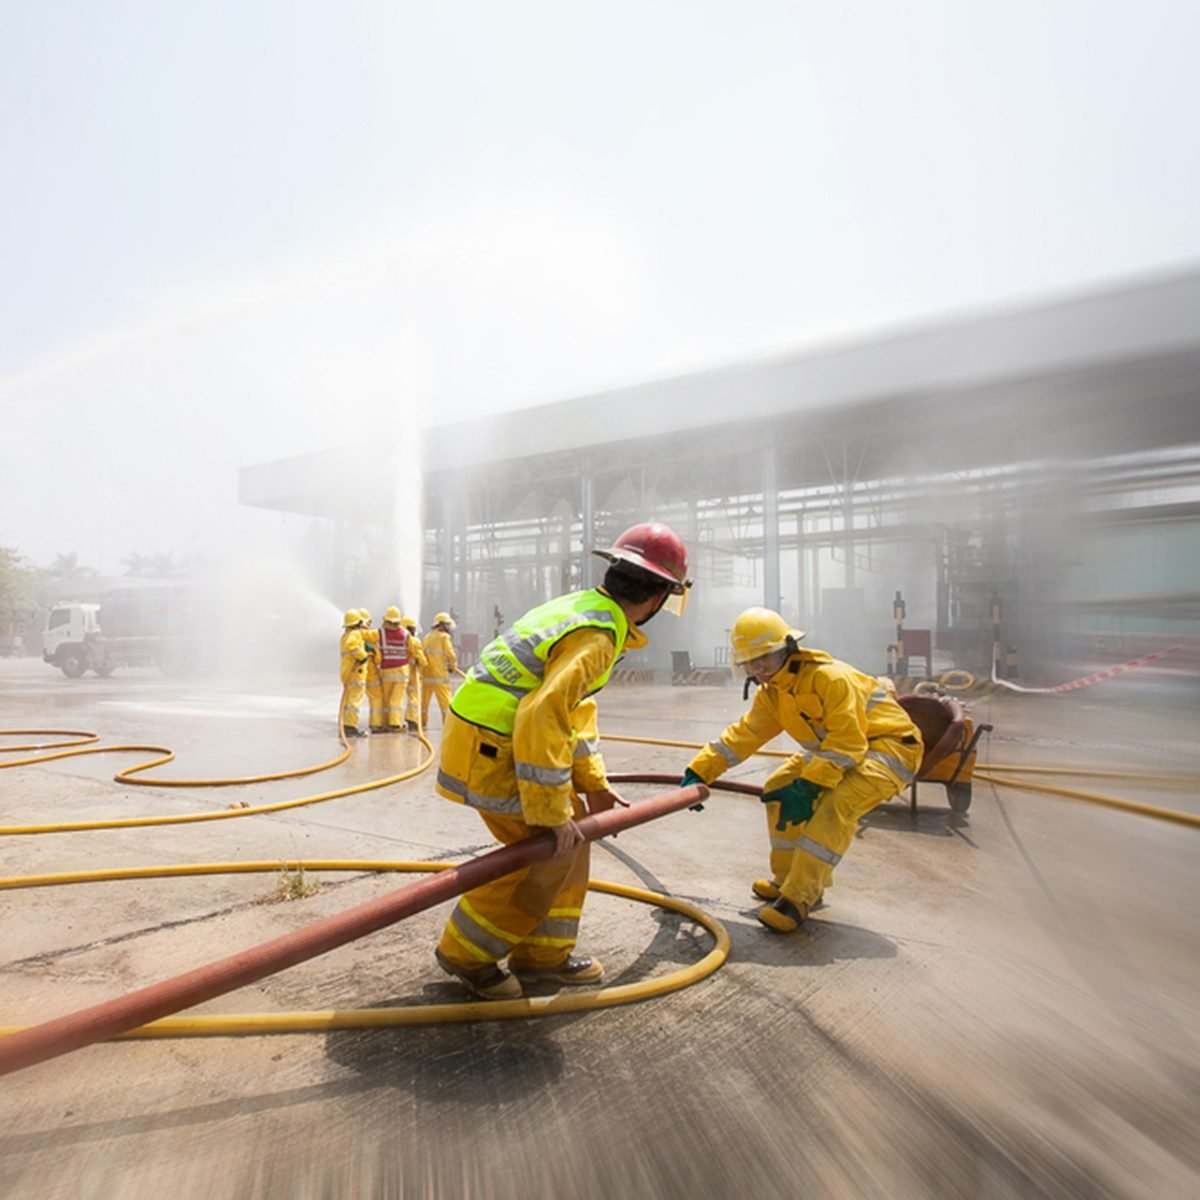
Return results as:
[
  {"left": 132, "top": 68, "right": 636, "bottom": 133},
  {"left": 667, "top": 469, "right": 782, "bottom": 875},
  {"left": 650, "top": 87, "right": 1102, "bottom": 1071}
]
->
[{"left": 0, "top": 779, "right": 709, "bottom": 1078}]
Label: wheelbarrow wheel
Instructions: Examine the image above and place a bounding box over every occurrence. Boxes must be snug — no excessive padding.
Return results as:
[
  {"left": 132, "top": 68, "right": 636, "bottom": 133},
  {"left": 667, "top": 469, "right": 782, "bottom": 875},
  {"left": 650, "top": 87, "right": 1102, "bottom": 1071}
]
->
[{"left": 946, "top": 782, "right": 972, "bottom": 814}]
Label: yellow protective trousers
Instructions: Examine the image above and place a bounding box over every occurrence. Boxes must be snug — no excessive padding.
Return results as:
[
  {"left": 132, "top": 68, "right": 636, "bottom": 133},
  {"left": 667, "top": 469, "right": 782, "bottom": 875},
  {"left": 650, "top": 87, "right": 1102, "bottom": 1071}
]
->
[
  {"left": 379, "top": 665, "right": 409, "bottom": 730},
  {"left": 766, "top": 739, "right": 921, "bottom": 911},
  {"left": 365, "top": 660, "right": 383, "bottom": 729},
  {"left": 437, "top": 800, "right": 590, "bottom": 972},
  {"left": 421, "top": 679, "right": 453, "bottom": 729},
  {"left": 404, "top": 671, "right": 423, "bottom": 726},
  {"left": 340, "top": 676, "right": 366, "bottom": 731}
]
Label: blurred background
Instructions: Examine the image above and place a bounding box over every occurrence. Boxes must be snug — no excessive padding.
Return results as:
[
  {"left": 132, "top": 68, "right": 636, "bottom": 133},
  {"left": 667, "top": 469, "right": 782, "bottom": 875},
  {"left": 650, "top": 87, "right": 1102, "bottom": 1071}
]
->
[{"left": 2, "top": 0, "right": 1198, "bottom": 692}]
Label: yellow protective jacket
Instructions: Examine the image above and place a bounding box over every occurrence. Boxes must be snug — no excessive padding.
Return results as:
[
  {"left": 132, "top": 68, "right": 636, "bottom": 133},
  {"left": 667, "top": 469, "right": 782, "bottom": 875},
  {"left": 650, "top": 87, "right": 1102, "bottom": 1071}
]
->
[
  {"left": 361, "top": 627, "right": 381, "bottom": 673},
  {"left": 406, "top": 634, "right": 428, "bottom": 672},
  {"left": 688, "top": 647, "right": 922, "bottom": 792},
  {"left": 338, "top": 629, "right": 370, "bottom": 684},
  {"left": 436, "top": 622, "right": 647, "bottom": 826},
  {"left": 422, "top": 628, "right": 458, "bottom": 683}
]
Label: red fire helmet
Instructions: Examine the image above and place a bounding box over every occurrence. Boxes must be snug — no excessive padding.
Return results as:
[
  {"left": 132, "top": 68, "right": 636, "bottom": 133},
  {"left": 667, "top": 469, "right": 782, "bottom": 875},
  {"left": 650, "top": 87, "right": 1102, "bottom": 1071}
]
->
[{"left": 592, "top": 522, "right": 691, "bottom": 595}]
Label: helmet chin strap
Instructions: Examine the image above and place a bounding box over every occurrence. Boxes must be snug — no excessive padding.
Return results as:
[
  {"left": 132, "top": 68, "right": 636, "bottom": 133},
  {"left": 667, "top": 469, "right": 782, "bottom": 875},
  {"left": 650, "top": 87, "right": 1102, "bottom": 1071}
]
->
[{"left": 634, "top": 591, "right": 670, "bottom": 626}]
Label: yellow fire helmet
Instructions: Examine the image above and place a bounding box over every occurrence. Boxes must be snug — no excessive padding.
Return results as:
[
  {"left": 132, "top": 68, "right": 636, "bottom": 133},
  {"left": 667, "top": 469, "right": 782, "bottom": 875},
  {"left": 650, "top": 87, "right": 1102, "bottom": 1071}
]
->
[
  {"left": 433, "top": 611, "right": 454, "bottom": 628},
  {"left": 384, "top": 606, "right": 402, "bottom": 624},
  {"left": 402, "top": 615, "right": 418, "bottom": 632},
  {"left": 359, "top": 608, "right": 372, "bottom": 625},
  {"left": 343, "top": 609, "right": 362, "bottom": 628},
  {"left": 729, "top": 607, "right": 805, "bottom": 665}
]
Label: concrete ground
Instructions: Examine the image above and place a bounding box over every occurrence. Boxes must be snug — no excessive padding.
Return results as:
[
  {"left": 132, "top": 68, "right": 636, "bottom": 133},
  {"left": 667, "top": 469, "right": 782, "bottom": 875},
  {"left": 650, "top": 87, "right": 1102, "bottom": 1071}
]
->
[{"left": 1, "top": 657, "right": 1198, "bottom": 1199}]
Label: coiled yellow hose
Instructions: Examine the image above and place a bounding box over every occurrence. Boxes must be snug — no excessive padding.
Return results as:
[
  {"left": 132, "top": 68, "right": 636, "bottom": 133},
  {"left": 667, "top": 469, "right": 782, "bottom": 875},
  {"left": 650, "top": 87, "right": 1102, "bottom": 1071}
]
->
[{"left": 0, "top": 863, "right": 729, "bottom": 1038}]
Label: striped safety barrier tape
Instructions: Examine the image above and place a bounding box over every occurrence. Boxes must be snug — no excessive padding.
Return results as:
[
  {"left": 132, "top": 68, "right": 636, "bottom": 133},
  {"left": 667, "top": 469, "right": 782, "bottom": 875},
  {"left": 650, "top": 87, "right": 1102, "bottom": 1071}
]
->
[{"left": 989, "top": 641, "right": 1193, "bottom": 695}]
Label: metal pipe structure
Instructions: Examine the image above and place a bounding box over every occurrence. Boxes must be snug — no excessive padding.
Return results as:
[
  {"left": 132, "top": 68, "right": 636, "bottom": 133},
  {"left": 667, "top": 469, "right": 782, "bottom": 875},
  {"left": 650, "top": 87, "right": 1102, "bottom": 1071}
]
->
[{"left": 0, "top": 781, "right": 708, "bottom": 1078}]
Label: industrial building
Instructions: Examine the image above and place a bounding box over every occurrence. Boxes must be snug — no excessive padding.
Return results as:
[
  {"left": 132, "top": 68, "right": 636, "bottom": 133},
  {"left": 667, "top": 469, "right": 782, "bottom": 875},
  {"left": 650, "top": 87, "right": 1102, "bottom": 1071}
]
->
[{"left": 240, "top": 267, "right": 1200, "bottom": 686}]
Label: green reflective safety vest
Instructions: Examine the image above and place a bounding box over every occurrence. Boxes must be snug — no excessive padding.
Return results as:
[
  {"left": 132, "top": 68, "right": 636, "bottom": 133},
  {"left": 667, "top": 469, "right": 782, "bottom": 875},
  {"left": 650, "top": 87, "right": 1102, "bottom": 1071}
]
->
[{"left": 451, "top": 589, "right": 629, "bottom": 735}]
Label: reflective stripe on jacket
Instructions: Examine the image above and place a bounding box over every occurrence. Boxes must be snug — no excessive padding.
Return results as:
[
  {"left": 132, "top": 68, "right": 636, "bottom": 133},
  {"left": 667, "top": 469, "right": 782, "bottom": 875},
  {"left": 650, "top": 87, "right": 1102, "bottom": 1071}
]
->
[
  {"left": 379, "top": 624, "right": 410, "bottom": 669},
  {"left": 338, "top": 629, "right": 369, "bottom": 684},
  {"left": 406, "top": 634, "right": 427, "bottom": 672},
  {"left": 688, "top": 648, "right": 922, "bottom": 792},
  {"left": 437, "top": 596, "right": 645, "bottom": 826},
  {"left": 361, "top": 628, "right": 381, "bottom": 679},
  {"left": 422, "top": 628, "right": 458, "bottom": 682},
  {"left": 451, "top": 589, "right": 629, "bottom": 736}
]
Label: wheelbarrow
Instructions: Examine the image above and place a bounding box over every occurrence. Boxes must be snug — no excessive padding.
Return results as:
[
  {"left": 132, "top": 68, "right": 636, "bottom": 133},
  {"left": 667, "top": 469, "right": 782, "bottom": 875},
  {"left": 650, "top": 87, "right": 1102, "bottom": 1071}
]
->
[{"left": 894, "top": 693, "right": 993, "bottom": 814}]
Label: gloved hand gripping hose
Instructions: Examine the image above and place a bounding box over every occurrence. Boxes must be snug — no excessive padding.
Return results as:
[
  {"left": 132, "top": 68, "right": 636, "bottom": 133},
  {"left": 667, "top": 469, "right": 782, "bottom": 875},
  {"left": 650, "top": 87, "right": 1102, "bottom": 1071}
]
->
[
  {"left": 679, "top": 767, "right": 706, "bottom": 811},
  {"left": 762, "top": 778, "right": 822, "bottom": 831}
]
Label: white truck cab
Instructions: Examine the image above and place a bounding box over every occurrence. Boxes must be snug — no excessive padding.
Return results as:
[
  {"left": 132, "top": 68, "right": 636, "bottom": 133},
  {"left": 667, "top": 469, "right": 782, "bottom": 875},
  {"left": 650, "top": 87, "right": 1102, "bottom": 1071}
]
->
[{"left": 43, "top": 603, "right": 108, "bottom": 677}]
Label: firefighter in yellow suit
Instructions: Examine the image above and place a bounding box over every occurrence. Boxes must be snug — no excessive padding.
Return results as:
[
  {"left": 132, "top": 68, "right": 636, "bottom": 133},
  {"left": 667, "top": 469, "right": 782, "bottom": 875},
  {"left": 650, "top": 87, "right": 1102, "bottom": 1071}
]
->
[
  {"left": 434, "top": 522, "right": 692, "bottom": 999},
  {"left": 378, "top": 606, "right": 411, "bottom": 732},
  {"left": 683, "top": 607, "right": 923, "bottom": 932},
  {"left": 402, "top": 616, "right": 427, "bottom": 732},
  {"left": 359, "top": 609, "right": 384, "bottom": 732},
  {"left": 338, "top": 610, "right": 371, "bottom": 738},
  {"left": 421, "top": 611, "right": 459, "bottom": 730}
]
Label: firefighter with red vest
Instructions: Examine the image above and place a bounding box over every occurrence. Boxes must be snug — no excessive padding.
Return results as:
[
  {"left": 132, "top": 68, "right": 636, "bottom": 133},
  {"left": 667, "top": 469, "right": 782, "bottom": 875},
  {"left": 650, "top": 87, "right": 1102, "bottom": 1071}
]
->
[{"left": 378, "top": 607, "right": 411, "bottom": 733}]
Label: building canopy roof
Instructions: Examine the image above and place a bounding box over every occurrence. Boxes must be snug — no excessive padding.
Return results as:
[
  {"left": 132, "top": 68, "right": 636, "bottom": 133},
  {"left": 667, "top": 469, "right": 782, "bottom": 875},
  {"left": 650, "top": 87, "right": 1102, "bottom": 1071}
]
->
[{"left": 240, "top": 266, "right": 1200, "bottom": 521}]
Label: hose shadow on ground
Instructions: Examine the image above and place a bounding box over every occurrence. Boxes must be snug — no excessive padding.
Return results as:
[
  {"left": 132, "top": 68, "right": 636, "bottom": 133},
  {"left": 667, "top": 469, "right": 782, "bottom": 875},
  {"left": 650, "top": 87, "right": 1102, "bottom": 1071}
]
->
[
  {"left": 323, "top": 1017, "right": 569, "bottom": 1104},
  {"left": 320, "top": 904, "right": 706, "bottom": 1099},
  {"left": 319, "top": 841, "right": 719, "bottom": 1097},
  {"left": 321, "top": 838, "right": 897, "bottom": 1102}
]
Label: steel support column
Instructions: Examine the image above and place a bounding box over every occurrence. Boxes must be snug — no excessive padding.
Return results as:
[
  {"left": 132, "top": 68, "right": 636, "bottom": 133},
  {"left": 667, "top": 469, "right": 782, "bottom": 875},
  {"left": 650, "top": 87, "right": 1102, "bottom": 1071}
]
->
[
  {"left": 763, "top": 444, "right": 781, "bottom": 611},
  {"left": 440, "top": 484, "right": 463, "bottom": 617},
  {"left": 580, "top": 465, "right": 596, "bottom": 589}
]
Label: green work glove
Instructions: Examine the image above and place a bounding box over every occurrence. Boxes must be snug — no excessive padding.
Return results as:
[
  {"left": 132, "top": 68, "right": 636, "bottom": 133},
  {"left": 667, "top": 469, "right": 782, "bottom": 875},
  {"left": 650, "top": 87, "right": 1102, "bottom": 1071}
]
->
[
  {"left": 763, "top": 778, "right": 821, "bottom": 831},
  {"left": 679, "top": 767, "right": 706, "bottom": 812}
]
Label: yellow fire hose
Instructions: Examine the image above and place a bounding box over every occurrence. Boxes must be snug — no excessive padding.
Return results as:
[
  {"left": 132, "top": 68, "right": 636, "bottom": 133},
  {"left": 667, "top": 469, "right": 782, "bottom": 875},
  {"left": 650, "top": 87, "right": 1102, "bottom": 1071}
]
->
[
  {"left": 0, "top": 705, "right": 728, "bottom": 1054},
  {"left": 971, "top": 771, "right": 1200, "bottom": 829},
  {"left": 601, "top": 735, "right": 1200, "bottom": 829},
  {"left": 0, "top": 684, "right": 434, "bottom": 835},
  {"left": 1, "top": 697, "right": 1195, "bottom": 1060},
  {"left": 0, "top": 734, "right": 352, "bottom": 787},
  {"left": 0, "top": 862, "right": 729, "bottom": 1039}
]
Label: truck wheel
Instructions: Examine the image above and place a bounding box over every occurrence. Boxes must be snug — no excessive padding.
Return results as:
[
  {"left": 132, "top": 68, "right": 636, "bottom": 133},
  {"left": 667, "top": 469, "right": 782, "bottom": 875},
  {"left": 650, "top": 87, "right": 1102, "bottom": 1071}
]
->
[
  {"left": 94, "top": 664, "right": 115, "bottom": 678},
  {"left": 947, "top": 782, "right": 972, "bottom": 814},
  {"left": 60, "top": 651, "right": 87, "bottom": 679}
]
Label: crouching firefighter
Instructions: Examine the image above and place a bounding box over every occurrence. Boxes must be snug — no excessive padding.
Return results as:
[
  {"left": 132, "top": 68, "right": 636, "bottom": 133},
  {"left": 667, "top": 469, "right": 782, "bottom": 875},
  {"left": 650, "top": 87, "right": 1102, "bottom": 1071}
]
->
[
  {"left": 434, "top": 522, "right": 693, "bottom": 999},
  {"left": 682, "top": 607, "right": 922, "bottom": 932}
]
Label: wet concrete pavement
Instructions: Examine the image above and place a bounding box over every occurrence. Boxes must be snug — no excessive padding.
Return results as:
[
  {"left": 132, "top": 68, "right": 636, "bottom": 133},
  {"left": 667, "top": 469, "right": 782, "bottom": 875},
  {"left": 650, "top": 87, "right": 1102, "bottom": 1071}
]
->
[{"left": 1, "top": 657, "right": 1198, "bottom": 1198}]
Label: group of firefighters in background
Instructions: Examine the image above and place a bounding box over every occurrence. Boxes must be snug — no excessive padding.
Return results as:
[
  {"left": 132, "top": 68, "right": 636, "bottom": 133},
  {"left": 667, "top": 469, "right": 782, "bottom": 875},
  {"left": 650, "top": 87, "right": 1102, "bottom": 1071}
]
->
[{"left": 338, "top": 607, "right": 459, "bottom": 738}]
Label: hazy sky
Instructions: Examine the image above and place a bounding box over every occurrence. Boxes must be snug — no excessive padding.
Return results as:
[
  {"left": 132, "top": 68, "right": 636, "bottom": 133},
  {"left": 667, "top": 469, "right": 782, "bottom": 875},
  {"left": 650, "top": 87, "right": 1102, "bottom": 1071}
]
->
[{"left": 2, "top": 0, "right": 1199, "bottom": 570}]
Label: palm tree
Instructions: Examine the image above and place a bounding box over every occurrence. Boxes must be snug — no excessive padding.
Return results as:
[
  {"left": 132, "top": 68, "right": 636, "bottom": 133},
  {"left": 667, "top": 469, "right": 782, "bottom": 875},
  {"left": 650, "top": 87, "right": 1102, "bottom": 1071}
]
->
[
  {"left": 121, "top": 552, "right": 154, "bottom": 577},
  {"left": 49, "top": 552, "right": 97, "bottom": 580},
  {"left": 121, "top": 551, "right": 190, "bottom": 579},
  {"left": 149, "top": 551, "right": 183, "bottom": 579}
]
